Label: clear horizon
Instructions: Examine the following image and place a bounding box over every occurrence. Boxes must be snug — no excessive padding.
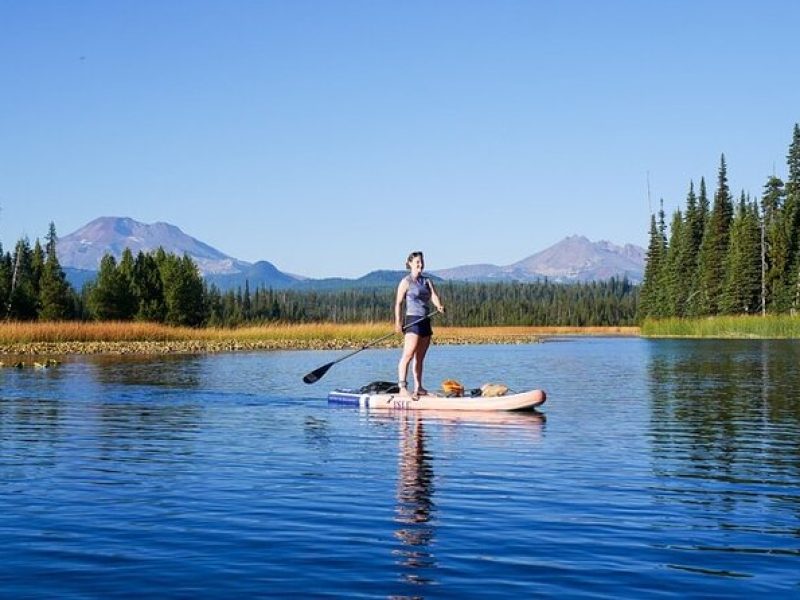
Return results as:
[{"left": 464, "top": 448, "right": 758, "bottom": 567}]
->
[{"left": 2, "top": 1, "right": 799, "bottom": 277}]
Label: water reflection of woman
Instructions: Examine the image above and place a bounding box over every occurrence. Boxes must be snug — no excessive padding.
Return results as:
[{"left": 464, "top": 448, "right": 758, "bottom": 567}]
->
[
  {"left": 391, "top": 411, "right": 546, "bottom": 588},
  {"left": 394, "top": 414, "right": 436, "bottom": 583}
]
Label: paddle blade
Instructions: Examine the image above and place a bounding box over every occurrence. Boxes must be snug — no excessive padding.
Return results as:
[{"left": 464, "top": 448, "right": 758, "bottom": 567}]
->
[{"left": 303, "top": 362, "right": 333, "bottom": 384}]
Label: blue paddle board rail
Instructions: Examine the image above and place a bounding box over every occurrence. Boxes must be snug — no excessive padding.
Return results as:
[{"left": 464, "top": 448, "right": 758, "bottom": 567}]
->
[{"left": 327, "top": 390, "right": 361, "bottom": 406}]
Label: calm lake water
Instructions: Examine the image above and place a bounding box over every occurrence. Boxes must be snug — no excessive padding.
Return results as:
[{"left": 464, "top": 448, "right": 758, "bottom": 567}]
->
[{"left": 1, "top": 338, "right": 799, "bottom": 598}]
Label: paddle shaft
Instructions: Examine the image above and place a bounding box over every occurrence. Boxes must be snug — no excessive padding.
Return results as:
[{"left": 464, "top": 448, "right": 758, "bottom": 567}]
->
[
  {"left": 325, "top": 310, "right": 437, "bottom": 365},
  {"left": 302, "top": 310, "right": 439, "bottom": 384}
]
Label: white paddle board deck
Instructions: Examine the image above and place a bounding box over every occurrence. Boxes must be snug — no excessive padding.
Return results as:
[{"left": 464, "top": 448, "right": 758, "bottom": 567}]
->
[{"left": 328, "top": 388, "right": 546, "bottom": 411}]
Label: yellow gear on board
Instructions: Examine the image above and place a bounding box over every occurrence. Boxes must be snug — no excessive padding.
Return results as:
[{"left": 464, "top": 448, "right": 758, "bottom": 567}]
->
[{"left": 441, "top": 379, "right": 465, "bottom": 397}]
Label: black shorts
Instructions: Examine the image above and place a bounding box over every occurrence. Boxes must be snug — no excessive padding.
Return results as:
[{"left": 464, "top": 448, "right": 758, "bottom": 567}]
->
[{"left": 404, "top": 315, "right": 433, "bottom": 337}]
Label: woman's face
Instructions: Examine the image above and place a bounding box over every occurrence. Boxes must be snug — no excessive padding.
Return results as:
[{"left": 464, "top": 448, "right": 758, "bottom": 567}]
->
[{"left": 408, "top": 255, "right": 424, "bottom": 274}]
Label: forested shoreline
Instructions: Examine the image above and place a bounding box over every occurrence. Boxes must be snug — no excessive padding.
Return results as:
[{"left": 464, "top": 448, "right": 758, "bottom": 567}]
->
[
  {"left": 1, "top": 223, "right": 639, "bottom": 327},
  {"left": 204, "top": 277, "right": 638, "bottom": 327},
  {"left": 639, "top": 124, "right": 800, "bottom": 318}
]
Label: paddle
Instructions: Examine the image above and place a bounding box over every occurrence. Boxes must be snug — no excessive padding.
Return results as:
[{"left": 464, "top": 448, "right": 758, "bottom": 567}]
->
[{"left": 302, "top": 310, "right": 440, "bottom": 384}]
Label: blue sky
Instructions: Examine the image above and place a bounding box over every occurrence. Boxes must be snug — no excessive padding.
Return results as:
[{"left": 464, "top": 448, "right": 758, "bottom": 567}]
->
[{"left": 1, "top": 1, "right": 798, "bottom": 278}]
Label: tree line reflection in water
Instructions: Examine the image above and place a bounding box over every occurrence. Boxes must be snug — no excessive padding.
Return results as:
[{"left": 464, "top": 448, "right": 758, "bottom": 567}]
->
[{"left": 646, "top": 339, "right": 800, "bottom": 536}]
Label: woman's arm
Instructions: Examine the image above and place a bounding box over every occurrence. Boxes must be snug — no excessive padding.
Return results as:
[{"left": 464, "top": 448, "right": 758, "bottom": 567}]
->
[
  {"left": 394, "top": 279, "right": 409, "bottom": 332},
  {"left": 428, "top": 280, "right": 445, "bottom": 313}
]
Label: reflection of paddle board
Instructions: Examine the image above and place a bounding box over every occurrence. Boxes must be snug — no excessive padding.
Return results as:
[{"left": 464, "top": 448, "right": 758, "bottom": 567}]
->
[
  {"left": 366, "top": 408, "right": 546, "bottom": 431},
  {"left": 327, "top": 388, "right": 546, "bottom": 411}
]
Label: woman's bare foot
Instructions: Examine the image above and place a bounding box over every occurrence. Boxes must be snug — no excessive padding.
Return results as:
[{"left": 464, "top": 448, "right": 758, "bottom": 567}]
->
[
  {"left": 415, "top": 387, "right": 429, "bottom": 396},
  {"left": 398, "top": 383, "right": 411, "bottom": 397}
]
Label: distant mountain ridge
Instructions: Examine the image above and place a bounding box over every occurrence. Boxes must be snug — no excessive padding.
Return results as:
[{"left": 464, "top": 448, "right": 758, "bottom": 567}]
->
[
  {"left": 432, "top": 235, "right": 645, "bottom": 283},
  {"left": 59, "top": 217, "right": 248, "bottom": 274},
  {"left": 57, "top": 217, "right": 644, "bottom": 290}
]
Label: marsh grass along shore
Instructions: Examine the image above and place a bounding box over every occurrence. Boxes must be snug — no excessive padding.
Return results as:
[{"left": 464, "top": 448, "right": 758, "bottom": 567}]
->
[
  {"left": 0, "top": 321, "right": 639, "bottom": 356},
  {"left": 3, "top": 316, "right": 798, "bottom": 357},
  {"left": 641, "top": 314, "right": 800, "bottom": 338}
]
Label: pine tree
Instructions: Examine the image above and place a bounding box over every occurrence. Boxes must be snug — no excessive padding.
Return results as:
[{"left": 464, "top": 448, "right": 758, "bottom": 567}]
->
[
  {"left": 761, "top": 175, "right": 789, "bottom": 311},
  {"left": 676, "top": 182, "right": 704, "bottom": 316},
  {"left": 685, "top": 179, "right": 710, "bottom": 316},
  {"left": 638, "top": 212, "right": 667, "bottom": 319},
  {"left": 116, "top": 248, "right": 138, "bottom": 319},
  {"left": 161, "top": 254, "right": 205, "bottom": 326},
  {"left": 697, "top": 177, "right": 710, "bottom": 236},
  {"left": 695, "top": 155, "right": 734, "bottom": 314},
  {"left": 786, "top": 124, "right": 800, "bottom": 310},
  {"left": 761, "top": 175, "right": 784, "bottom": 218},
  {"left": 132, "top": 251, "right": 165, "bottom": 321},
  {"left": 787, "top": 123, "right": 800, "bottom": 197},
  {"left": 242, "top": 280, "right": 252, "bottom": 320},
  {"left": 7, "top": 238, "right": 38, "bottom": 320},
  {"left": 31, "top": 239, "right": 45, "bottom": 308},
  {"left": 88, "top": 254, "right": 132, "bottom": 320},
  {"left": 662, "top": 209, "right": 684, "bottom": 316},
  {"left": 39, "top": 222, "right": 74, "bottom": 320},
  {"left": 721, "top": 194, "right": 761, "bottom": 314}
]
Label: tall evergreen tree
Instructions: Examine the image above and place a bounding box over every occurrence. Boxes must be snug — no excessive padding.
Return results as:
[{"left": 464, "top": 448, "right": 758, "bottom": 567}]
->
[
  {"left": 7, "top": 238, "right": 38, "bottom": 320},
  {"left": 721, "top": 194, "right": 761, "bottom": 314},
  {"left": 787, "top": 123, "right": 800, "bottom": 197},
  {"left": 695, "top": 155, "right": 734, "bottom": 314},
  {"left": 761, "top": 175, "right": 789, "bottom": 311},
  {"left": 697, "top": 177, "right": 710, "bottom": 235},
  {"left": 39, "top": 222, "right": 74, "bottom": 320},
  {"left": 242, "top": 280, "right": 252, "bottom": 320},
  {"left": 683, "top": 182, "right": 702, "bottom": 255},
  {"left": 786, "top": 124, "right": 800, "bottom": 310},
  {"left": 676, "top": 182, "right": 704, "bottom": 316},
  {"left": 161, "top": 254, "right": 205, "bottom": 326},
  {"left": 116, "top": 248, "right": 138, "bottom": 318},
  {"left": 685, "top": 179, "right": 710, "bottom": 316},
  {"left": 638, "top": 212, "right": 667, "bottom": 319},
  {"left": 31, "top": 239, "right": 45, "bottom": 309},
  {"left": 662, "top": 209, "right": 685, "bottom": 316},
  {"left": 132, "top": 251, "right": 165, "bottom": 321},
  {"left": 88, "top": 254, "right": 133, "bottom": 320},
  {"left": 761, "top": 175, "right": 784, "bottom": 218}
]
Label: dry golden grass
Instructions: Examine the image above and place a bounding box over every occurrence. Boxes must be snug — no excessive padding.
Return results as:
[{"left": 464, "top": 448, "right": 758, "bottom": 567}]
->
[
  {"left": 218, "top": 322, "right": 392, "bottom": 342},
  {"left": 0, "top": 321, "right": 387, "bottom": 343},
  {"left": 0, "top": 321, "right": 639, "bottom": 342},
  {"left": 0, "top": 320, "right": 640, "bottom": 356},
  {"left": 0, "top": 321, "right": 196, "bottom": 343}
]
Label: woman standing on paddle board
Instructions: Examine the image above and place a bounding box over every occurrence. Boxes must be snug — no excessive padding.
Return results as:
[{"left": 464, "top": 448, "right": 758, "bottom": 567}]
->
[{"left": 395, "top": 251, "right": 444, "bottom": 397}]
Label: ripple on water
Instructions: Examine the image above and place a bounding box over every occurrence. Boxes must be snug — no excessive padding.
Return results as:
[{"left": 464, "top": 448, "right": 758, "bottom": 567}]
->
[{"left": 2, "top": 341, "right": 800, "bottom": 597}]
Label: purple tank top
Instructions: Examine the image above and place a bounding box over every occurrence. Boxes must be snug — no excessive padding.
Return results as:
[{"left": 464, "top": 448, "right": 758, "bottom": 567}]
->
[{"left": 405, "top": 275, "right": 431, "bottom": 316}]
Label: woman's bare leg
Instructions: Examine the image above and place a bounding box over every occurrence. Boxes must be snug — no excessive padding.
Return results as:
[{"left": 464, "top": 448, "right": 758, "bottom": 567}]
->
[
  {"left": 412, "top": 335, "right": 431, "bottom": 395},
  {"left": 398, "top": 333, "right": 419, "bottom": 397}
]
